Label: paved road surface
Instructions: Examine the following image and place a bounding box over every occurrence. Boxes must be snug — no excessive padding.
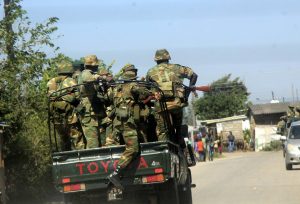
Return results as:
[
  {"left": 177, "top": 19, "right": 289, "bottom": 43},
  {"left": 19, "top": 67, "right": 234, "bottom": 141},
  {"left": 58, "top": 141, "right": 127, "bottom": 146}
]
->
[{"left": 191, "top": 151, "right": 300, "bottom": 204}]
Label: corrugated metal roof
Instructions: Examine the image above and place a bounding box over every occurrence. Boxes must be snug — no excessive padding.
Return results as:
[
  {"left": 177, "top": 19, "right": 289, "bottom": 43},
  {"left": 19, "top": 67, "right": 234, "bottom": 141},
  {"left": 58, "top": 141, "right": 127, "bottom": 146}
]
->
[
  {"left": 249, "top": 102, "right": 300, "bottom": 115},
  {"left": 202, "top": 115, "right": 247, "bottom": 125}
]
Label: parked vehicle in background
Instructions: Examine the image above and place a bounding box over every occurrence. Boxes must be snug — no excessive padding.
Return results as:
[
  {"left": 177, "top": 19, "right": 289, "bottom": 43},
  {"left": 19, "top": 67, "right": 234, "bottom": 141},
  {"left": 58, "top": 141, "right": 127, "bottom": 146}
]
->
[{"left": 284, "top": 121, "right": 300, "bottom": 170}]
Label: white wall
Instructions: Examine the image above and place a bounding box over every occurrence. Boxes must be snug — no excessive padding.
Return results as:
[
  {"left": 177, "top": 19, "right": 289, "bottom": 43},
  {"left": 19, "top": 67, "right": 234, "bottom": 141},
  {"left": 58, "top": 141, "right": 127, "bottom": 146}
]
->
[{"left": 255, "top": 125, "right": 277, "bottom": 151}]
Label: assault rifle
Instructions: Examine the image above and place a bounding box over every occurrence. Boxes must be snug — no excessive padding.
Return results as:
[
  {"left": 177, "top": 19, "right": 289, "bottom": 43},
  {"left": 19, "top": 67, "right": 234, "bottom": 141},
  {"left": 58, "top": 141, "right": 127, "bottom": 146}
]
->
[{"left": 183, "top": 84, "right": 211, "bottom": 101}]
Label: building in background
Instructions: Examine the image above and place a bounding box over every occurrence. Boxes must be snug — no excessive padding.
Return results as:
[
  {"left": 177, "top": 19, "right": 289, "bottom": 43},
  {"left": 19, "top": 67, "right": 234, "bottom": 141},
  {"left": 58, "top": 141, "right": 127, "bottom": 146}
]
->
[
  {"left": 201, "top": 115, "right": 250, "bottom": 143},
  {"left": 247, "top": 102, "right": 300, "bottom": 151}
]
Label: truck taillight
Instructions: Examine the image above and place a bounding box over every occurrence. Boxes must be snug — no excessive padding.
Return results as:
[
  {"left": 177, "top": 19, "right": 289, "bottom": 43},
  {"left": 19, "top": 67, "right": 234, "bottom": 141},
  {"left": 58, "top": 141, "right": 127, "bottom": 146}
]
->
[
  {"left": 63, "top": 184, "right": 86, "bottom": 192},
  {"left": 142, "top": 174, "right": 164, "bottom": 184},
  {"left": 154, "top": 168, "right": 163, "bottom": 174},
  {"left": 62, "top": 178, "right": 70, "bottom": 184}
]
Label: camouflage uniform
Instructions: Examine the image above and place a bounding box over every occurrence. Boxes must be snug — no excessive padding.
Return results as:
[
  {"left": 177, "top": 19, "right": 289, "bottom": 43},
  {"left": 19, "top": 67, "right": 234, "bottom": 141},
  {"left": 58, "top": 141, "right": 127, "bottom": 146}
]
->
[
  {"left": 108, "top": 64, "right": 151, "bottom": 189},
  {"left": 72, "top": 62, "right": 84, "bottom": 82},
  {"left": 146, "top": 49, "right": 198, "bottom": 148},
  {"left": 77, "top": 55, "right": 106, "bottom": 148},
  {"left": 98, "top": 68, "right": 116, "bottom": 146},
  {"left": 47, "top": 62, "right": 83, "bottom": 150},
  {"left": 277, "top": 116, "right": 287, "bottom": 136}
]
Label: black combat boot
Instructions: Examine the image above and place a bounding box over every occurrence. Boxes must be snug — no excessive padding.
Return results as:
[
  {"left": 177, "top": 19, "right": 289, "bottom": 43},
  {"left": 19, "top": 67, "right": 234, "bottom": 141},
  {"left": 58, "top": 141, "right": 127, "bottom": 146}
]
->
[{"left": 108, "top": 166, "right": 124, "bottom": 190}]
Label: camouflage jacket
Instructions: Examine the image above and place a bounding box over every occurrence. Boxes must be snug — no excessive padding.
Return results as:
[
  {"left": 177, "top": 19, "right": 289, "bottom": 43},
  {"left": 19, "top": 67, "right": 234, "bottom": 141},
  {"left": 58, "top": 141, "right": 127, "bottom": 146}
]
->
[
  {"left": 146, "top": 62, "right": 195, "bottom": 99},
  {"left": 47, "top": 76, "right": 78, "bottom": 103}
]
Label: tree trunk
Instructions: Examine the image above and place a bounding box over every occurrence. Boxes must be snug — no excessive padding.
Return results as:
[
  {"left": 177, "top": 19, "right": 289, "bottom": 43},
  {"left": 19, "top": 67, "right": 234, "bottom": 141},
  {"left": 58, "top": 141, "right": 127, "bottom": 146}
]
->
[{"left": 3, "top": 0, "right": 15, "bottom": 62}]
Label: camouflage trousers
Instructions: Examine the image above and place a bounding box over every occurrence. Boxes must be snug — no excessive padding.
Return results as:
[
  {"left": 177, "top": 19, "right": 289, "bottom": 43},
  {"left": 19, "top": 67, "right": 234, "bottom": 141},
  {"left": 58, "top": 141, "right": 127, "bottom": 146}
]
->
[
  {"left": 54, "top": 122, "right": 84, "bottom": 151},
  {"left": 69, "top": 123, "right": 85, "bottom": 150},
  {"left": 155, "top": 108, "right": 185, "bottom": 147},
  {"left": 105, "top": 121, "right": 119, "bottom": 146},
  {"left": 80, "top": 115, "right": 100, "bottom": 148},
  {"left": 113, "top": 118, "right": 139, "bottom": 169}
]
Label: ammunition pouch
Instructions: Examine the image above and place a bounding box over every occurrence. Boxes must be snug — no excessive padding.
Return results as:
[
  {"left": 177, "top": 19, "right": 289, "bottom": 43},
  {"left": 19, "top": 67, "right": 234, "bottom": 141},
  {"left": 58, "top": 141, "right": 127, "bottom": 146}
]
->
[
  {"left": 133, "top": 104, "right": 140, "bottom": 123},
  {"left": 166, "top": 98, "right": 182, "bottom": 110},
  {"left": 116, "top": 106, "right": 130, "bottom": 120},
  {"left": 52, "top": 101, "right": 68, "bottom": 111},
  {"left": 160, "top": 81, "right": 174, "bottom": 98}
]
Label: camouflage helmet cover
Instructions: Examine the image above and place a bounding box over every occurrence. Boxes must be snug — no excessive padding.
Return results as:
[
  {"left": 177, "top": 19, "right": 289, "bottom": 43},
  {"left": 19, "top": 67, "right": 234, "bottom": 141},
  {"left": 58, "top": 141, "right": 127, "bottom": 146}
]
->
[
  {"left": 84, "top": 55, "right": 99, "bottom": 66},
  {"left": 98, "top": 68, "right": 110, "bottom": 76},
  {"left": 288, "top": 105, "right": 295, "bottom": 110},
  {"left": 57, "top": 61, "right": 73, "bottom": 74},
  {"left": 122, "top": 64, "right": 137, "bottom": 72},
  {"left": 120, "top": 64, "right": 137, "bottom": 79},
  {"left": 154, "top": 49, "right": 171, "bottom": 61}
]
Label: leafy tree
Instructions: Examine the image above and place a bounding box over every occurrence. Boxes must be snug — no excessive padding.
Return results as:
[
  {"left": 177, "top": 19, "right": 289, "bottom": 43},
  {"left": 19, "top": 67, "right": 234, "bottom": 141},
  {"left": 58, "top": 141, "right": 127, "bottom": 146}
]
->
[
  {"left": 194, "top": 74, "right": 249, "bottom": 120},
  {"left": 0, "top": 0, "right": 64, "bottom": 202}
]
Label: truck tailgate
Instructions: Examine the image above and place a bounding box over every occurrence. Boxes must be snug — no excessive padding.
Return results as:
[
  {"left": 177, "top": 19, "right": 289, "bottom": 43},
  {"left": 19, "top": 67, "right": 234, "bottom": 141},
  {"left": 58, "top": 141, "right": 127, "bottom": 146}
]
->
[{"left": 52, "top": 142, "right": 178, "bottom": 192}]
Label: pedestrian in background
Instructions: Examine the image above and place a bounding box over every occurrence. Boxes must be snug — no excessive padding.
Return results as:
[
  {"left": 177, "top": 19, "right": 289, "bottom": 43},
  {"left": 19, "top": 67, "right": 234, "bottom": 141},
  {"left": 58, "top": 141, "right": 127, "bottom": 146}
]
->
[
  {"left": 227, "top": 131, "right": 235, "bottom": 152},
  {"left": 197, "top": 138, "right": 204, "bottom": 161},
  {"left": 206, "top": 129, "right": 215, "bottom": 161}
]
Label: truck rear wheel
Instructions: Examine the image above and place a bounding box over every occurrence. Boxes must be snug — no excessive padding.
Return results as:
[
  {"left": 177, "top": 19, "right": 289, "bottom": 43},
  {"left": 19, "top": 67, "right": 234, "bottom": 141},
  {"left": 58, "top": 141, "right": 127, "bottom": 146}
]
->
[
  {"left": 157, "top": 179, "right": 180, "bottom": 204},
  {"left": 179, "top": 170, "right": 193, "bottom": 204},
  {"left": 64, "top": 193, "right": 91, "bottom": 204}
]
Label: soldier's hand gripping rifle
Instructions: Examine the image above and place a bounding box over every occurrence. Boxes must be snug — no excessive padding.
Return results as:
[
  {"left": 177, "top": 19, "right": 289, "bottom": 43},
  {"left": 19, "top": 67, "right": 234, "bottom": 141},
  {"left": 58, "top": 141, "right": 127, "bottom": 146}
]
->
[{"left": 183, "top": 84, "right": 211, "bottom": 101}]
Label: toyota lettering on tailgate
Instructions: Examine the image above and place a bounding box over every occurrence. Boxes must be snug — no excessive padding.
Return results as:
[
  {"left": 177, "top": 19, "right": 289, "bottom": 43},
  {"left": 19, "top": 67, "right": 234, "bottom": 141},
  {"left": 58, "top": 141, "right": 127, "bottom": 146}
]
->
[{"left": 75, "top": 156, "right": 150, "bottom": 175}]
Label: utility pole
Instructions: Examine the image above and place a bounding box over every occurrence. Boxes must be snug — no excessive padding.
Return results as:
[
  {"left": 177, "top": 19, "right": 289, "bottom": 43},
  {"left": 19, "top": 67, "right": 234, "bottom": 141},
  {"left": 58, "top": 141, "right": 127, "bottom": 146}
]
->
[{"left": 292, "top": 84, "right": 295, "bottom": 103}]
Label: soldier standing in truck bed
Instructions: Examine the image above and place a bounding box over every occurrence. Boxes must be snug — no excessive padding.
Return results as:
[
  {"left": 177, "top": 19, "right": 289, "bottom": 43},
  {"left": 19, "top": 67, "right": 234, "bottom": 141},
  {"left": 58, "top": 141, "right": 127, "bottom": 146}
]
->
[
  {"left": 108, "top": 64, "right": 152, "bottom": 189},
  {"left": 146, "top": 49, "right": 198, "bottom": 148},
  {"left": 47, "top": 61, "right": 82, "bottom": 150},
  {"left": 77, "top": 55, "right": 107, "bottom": 148}
]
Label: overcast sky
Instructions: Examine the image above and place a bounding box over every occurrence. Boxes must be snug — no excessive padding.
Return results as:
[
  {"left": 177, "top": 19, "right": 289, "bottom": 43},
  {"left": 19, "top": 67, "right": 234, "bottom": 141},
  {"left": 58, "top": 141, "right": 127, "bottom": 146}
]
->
[{"left": 2, "top": 0, "right": 300, "bottom": 103}]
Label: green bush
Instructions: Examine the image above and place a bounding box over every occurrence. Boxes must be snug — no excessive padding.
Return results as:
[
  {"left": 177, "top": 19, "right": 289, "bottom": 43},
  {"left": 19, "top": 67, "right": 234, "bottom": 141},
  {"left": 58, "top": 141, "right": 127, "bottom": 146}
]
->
[{"left": 262, "top": 141, "right": 282, "bottom": 151}]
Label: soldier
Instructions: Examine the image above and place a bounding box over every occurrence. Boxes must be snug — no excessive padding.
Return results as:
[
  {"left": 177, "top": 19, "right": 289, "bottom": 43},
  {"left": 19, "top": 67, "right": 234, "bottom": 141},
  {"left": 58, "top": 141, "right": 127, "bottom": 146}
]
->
[
  {"left": 108, "top": 64, "right": 152, "bottom": 189},
  {"left": 47, "top": 62, "right": 83, "bottom": 150},
  {"left": 287, "top": 105, "right": 295, "bottom": 118},
  {"left": 98, "top": 68, "right": 115, "bottom": 146},
  {"left": 77, "top": 55, "right": 106, "bottom": 148},
  {"left": 146, "top": 49, "right": 198, "bottom": 148},
  {"left": 72, "top": 62, "right": 84, "bottom": 82},
  {"left": 277, "top": 115, "right": 287, "bottom": 136},
  {"left": 294, "top": 106, "right": 300, "bottom": 118}
]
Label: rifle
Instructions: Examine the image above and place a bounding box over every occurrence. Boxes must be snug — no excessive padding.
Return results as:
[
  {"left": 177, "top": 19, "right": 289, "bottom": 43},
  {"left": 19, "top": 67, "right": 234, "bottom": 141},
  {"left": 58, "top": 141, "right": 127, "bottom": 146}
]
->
[{"left": 183, "top": 84, "right": 211, "bottom": 101}]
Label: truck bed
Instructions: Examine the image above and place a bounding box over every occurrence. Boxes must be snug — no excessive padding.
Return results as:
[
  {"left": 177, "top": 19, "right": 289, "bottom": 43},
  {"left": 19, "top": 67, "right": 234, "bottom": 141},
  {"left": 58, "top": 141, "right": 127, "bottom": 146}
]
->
[{"left": 52, "top": 141, "right": 180, "bottom": 193}]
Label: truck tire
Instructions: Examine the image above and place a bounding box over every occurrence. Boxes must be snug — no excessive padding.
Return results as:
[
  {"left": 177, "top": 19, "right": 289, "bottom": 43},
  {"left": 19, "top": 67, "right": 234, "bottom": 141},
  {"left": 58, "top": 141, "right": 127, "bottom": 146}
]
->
[
  {"left": 179, "top": 170, "right": 193, "bottom": 204},
  {"left": 157, "top": 179, "right": 180, "bottom": 204},
  {"left": 64, "top": 193, "right": 91, "bottom": 204},
  {"left": 286, "top": 163, "right": 292, "bottom": 170}
]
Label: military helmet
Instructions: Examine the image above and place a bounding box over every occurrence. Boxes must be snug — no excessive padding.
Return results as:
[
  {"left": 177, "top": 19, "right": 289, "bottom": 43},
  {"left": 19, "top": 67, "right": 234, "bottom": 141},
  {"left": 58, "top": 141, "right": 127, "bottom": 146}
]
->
[
  {"left": 154, "top": 49, "right": 171, "bottom": 61},
  {"left": 84, "top": 55, "right": 99, "bottom": 66},
  {"left": 121, "top": 64, "right": 137, "bottom": 79},
  {"left": 280, "top": 115, "right": 287, "bottom": 120},
  {"left": 122, "top": 64, "right": 137, "bottom": 72},
  {"left": 72, "top": 62, "right": 84, "bottom": 71},
  {"left": 57, "top": 61, "right": 73, "bottom": 74},
  {"left": 98, "top": 68, "right": 110, "bottom": 76}
]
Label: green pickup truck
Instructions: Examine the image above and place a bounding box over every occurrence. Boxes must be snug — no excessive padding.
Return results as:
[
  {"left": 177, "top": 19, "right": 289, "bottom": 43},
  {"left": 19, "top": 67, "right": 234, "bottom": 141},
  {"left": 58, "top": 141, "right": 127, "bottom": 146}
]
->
[{"left": 49, "top": 80, "right": 195, "bottom": 204}]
